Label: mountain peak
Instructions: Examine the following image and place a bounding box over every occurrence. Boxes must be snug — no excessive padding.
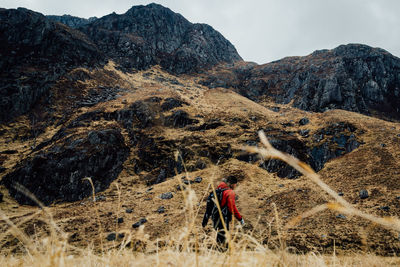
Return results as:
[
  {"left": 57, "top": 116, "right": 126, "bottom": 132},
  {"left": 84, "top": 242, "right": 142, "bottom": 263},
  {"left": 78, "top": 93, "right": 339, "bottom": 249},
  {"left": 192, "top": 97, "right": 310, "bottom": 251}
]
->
[{"left": 81, "top": 4, "right": 242, "bottom": 73}]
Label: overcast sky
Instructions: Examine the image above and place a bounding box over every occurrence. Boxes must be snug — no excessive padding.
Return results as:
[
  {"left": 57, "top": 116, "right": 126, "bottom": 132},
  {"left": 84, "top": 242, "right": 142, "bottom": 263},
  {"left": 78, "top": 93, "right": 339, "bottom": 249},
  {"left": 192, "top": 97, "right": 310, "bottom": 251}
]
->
[{"left": 2, "top": 0, "right": 399, "bottom": 64}]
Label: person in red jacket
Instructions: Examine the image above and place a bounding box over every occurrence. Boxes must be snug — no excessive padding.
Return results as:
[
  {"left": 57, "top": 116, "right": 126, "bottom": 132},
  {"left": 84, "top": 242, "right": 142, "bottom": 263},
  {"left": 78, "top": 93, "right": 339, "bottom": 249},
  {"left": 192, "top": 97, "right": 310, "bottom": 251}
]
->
[{"left": 202, "top": 175, "right": 245, "bottom": 245}]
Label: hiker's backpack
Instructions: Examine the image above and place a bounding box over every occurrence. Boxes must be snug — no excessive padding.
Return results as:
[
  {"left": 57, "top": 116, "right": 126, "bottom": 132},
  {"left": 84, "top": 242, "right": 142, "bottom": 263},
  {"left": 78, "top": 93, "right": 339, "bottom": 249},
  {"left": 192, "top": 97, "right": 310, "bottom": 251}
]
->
[{"left": 202, "top": 188, "right": 231, "bottom": 229}]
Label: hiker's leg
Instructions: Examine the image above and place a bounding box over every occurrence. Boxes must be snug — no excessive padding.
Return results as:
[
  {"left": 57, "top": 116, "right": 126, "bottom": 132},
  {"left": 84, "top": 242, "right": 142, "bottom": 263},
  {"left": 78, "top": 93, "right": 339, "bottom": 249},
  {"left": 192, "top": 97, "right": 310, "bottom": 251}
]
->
[{"left": 216, "top": 229, "right": 226, "bottom": 244}]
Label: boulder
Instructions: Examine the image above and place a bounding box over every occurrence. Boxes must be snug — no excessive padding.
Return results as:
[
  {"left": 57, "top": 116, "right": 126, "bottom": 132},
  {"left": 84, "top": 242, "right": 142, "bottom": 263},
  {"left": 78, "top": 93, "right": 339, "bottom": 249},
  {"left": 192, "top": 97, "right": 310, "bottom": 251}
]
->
[
  {"left": 132, "top": 218, "right": 147, "bottom": 228},
  {"left": 106, "top": 232, "right": 117, "bottom": 241},
  {"left": 160, "top": 192, "right": 173, "bottom": 200},
  {"left": 359, "top": 189, "right": 369, "bottom": 199}
]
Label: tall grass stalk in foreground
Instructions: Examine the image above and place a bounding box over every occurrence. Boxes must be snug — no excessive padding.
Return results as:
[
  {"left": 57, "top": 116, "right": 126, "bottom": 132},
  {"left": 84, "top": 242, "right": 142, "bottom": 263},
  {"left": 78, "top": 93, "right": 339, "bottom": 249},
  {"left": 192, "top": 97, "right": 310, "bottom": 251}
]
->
[{"left": 1, "top": 132, "right": 400, "bottom": 266}]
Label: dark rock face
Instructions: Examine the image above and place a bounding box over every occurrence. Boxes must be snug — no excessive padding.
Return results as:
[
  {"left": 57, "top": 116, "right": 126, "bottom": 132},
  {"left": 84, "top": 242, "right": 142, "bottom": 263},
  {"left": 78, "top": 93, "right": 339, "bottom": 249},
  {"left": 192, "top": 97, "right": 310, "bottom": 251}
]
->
[
  {"left": 79, "top": 3, "right": 242, "bottom": 73},
  {"left": 238, "top": 122, "right": 361, "bottom": 178},
  {"left": 0, "top": 8, "right": 102, "bottom": 123},
  {"left": 202, "top": 44, "right": 400, "bottom": 120},
  {"left": 164, "top": 110, "right": 199, "bottom": 128},
  {"left": 2, "top": 128, "right": 129, "bottom": 205},
  {"left": 47, "top": 15, "right": 97, "bottom": 28}
]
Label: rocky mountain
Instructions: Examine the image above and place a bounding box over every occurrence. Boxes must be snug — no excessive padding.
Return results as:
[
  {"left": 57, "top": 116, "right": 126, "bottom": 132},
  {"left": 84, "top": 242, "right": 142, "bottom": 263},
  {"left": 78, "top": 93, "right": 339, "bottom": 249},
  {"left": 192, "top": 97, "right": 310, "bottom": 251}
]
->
[
  {"left": 0, "top": 4, "right": 242, "bottom": 123},
  {"left": 201, "top": 44, "right": 400, "bottom": 120},
  {"left": 0, "top": 8, "right": 103, "bottom": 123},
  {"left": 47, "top": 14, "right": 97, "bottom": 28},
  {"left": 79, "top": 3, "right": 242, "bottom": 73},
  {"left": 1, "top": 4, "right": 400, "bottom": 256}
]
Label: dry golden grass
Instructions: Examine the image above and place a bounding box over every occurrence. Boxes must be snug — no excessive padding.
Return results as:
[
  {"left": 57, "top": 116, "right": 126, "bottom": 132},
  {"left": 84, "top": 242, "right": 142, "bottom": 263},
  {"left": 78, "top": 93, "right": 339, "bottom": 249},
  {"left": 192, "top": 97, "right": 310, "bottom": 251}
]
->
[
  {"left": 2, "top": 64, "right": 400, "bottom": 265},
  {"left": 1, "top": 131, "right": 400, "bottom": 266}
]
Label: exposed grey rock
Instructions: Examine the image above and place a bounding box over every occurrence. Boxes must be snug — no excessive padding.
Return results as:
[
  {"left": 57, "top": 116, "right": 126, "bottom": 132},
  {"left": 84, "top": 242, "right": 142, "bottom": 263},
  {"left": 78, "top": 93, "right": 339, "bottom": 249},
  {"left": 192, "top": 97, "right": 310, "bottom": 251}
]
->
[
  {"left": 125, "top": 208, "right": 133, "bottom": 213},
  {"left": 176, "top": 184, "right": 186, "bottom": 191},
  {"left": 118, "top": 233, "right": 125, "bottom": 239},
  {"left": 194, "top": 176, "right": 203, "bottom": 183},
  {"left": 379, "top": 206, "right": 390, "bottom": 211},
  {"left": 132, "top": 218, "right": 147, "bottom": 228},
  {"left": 106, "top": 232, "right": 116, "bottom": 241},
  {"left": 299, "top": 117, "right": 310, "bottom": 125},
  {"left": 336, "top": 214, "right": 346, "bottom": 219},
  {"left": 299, "top": 129, "right": 310, "bottom": 137},
  {"left": 2, "top": 128, "right": 129, "bottom": 205},
  {"left": 157, "top": 206, "right": 165, "bottom": 213},
  {"left": 160, "top": 192, "right": 173, "bottom": 199},
  {"left": 359, "top": 189, "right": 369, "bottom": 199}
]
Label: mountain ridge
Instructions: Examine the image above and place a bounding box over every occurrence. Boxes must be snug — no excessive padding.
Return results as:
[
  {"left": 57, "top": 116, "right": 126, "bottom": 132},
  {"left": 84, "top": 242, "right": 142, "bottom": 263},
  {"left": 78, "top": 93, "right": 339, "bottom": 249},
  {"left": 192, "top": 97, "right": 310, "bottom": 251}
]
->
[
  {"left": 1, "top": 3, "right": 400, "bottom": 256},
  {"left": 200, "top": 43, "right": 400, "bottom": 121}
]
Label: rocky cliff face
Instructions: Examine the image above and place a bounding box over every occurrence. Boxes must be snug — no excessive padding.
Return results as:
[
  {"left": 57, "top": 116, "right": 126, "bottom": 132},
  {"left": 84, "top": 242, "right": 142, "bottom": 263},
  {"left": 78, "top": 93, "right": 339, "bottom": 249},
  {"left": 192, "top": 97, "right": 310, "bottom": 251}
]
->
[
  {"left": 2, "top": 128, "right": 129, "bottom": 205},
  {"left": 0, "top": 4, "right": 242, "bottom": 123},
  {"left": 0, "top": 8, "right": 103, "bottom": 123},
  {"left": 202, "top": 44, "right": 400, "bottom": 120},
  {"left": 79, "top": 3, "right": 242, "bottom": 73}
]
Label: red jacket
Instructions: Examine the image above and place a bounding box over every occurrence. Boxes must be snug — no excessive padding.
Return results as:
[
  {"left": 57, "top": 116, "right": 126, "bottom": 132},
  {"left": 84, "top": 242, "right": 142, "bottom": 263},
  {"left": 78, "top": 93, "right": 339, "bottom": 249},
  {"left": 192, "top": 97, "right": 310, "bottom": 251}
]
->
[{"left": 217, "top": 182, "right": 242, "bottom": 221}]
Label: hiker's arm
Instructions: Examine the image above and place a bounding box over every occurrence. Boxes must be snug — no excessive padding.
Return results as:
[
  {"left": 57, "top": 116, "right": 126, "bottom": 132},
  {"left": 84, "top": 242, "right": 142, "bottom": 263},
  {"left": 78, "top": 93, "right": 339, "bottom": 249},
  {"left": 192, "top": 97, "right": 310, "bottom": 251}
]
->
[{"left": 227, "top": 191, "right": 242, "bottom": 221}]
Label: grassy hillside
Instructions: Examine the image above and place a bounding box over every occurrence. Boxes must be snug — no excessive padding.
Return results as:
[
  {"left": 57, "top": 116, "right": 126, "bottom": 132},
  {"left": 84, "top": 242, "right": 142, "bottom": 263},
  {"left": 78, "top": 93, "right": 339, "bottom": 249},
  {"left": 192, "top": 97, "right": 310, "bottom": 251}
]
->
[{"left": 1, "top": 62, "right": 400, "bottom": 265}]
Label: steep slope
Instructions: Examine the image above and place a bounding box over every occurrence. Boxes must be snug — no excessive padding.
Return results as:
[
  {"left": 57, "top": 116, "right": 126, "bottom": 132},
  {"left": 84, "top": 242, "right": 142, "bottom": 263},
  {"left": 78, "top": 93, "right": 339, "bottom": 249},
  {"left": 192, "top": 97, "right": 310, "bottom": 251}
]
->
[
  {"left": 201, "top": 44, "right": 400, "bottom": 121},
  {"left": 0, "top": 8, "right": 103, "bottom": 123},
  {"left": 1, "top": 64, "right": 399, "bottom": 255},
  {"left": 79, "top": 3, "right": 242, "bottom": 73}
]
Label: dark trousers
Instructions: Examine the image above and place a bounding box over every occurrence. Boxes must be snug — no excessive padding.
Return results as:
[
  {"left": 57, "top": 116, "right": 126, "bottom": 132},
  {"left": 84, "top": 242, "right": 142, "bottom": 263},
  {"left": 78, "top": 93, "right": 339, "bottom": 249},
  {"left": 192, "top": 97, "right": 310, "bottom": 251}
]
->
[
  {"left": 216, "top": 229, "right": 226, "bottom": 244},
  {"left": 214, "top": 219, "right": 230, "bottom": 245}
]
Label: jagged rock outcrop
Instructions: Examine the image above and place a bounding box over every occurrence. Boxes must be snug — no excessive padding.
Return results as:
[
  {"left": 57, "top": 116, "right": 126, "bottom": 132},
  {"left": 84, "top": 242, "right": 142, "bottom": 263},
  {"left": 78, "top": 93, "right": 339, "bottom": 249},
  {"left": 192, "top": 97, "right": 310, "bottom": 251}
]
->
[
  {"left": 47, "top": 14, "right": 97, "bottom": 28},
  {"left": 2, "top": 128, "right": 129, "bottom": 205},
  {"left": 202, "top": 44, "right": 400, "bottom": 120},
  {"left": 0, "top": 8, "right": 102, "bottom": 123},
  {"left": 236, "top": 122, "right": 362, "bottom": 178},
  {"left": 79, "top": 3, "right": 242, "bottom": 73}
]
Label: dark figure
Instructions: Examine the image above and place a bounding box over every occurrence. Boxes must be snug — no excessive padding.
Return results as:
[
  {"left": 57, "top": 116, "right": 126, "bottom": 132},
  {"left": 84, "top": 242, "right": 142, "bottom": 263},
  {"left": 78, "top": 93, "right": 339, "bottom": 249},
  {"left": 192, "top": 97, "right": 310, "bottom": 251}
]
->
[{"left": 202, "top": 175, "right": 244, "bottom": 245}]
